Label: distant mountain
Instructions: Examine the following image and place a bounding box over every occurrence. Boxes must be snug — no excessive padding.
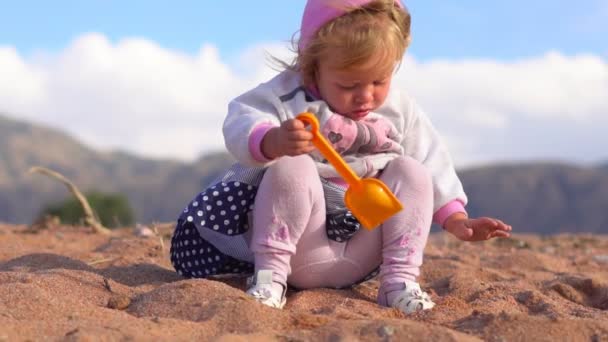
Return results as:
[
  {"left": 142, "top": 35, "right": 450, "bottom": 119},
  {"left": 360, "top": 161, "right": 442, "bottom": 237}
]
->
[
  {"left": 1, "top": 114, "right": 606, "bottom": 234},
  {"left": 459, "top": 162, "right": 608, "bottom": 234},
  {"left": 0, "top": 114, "right": 234, "bottom": 225}
]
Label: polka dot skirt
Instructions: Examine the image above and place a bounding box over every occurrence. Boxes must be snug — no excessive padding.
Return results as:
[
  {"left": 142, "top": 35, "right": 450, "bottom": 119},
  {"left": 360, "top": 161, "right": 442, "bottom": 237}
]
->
[
  {"left": 182, "top": 181, "right": 257, "bottom": 237},
  {"left": 170, "top": 220, "right": 253, "bottom": 278},
  {"left": 169, "top": 177, "right": 365, "bottom": 280},
  {"left": 326, "top": 210, "right": 361, "bottom": 242}
]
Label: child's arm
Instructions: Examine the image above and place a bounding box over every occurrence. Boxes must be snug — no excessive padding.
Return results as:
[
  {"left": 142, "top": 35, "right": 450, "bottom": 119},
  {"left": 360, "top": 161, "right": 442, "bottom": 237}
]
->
[
  {"left": 223, "top": 84, "right": 283, "bottom": 166},
  {"left": 399, "top": 95, "right": 512, "bottom": 240},
  {"left": 399, "top": 97, "right": 468, "bottom": 221}
]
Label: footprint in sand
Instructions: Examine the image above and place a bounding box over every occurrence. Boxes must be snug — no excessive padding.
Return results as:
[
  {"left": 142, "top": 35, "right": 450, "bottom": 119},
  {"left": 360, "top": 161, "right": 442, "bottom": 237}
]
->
[{"left": 548, "top": 275, "right": 608, "bottom": 310}]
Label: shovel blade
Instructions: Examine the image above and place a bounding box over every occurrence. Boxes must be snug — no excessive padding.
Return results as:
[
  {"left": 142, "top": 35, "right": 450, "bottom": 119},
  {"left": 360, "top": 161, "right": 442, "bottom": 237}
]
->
[{"left": 344, "top": 178, "right": 403, "bottom": 230}]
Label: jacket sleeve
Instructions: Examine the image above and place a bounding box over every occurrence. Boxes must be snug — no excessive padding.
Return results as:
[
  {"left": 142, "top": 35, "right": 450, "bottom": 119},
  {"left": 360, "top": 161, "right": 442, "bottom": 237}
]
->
[
  {"left": 400, "top": 97, "right": 468, "bottom": 221},
  {"left": 223, "top": 82, "right": 284, "bottom": 167}
]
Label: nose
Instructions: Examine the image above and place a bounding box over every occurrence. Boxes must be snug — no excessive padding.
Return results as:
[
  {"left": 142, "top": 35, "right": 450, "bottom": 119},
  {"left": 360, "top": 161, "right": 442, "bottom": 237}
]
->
[{"left": 355, "top": 85, "right": 374, "bottom": 104}]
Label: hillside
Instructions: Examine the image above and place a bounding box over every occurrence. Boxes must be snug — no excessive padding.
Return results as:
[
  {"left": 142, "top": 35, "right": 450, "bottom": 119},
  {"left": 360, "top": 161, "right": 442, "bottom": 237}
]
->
[
  {"left": 1, "top": 114, "right": 606, "bottom": 233},
  {"left": 460, "top": 162, "right": 608, "bottom": 234},
  {"left": 0, "top": 114, "right": 234, "bottom": 224}
]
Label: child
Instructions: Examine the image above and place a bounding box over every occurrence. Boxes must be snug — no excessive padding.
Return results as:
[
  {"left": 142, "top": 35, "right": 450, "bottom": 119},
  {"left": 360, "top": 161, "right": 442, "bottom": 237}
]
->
[{"left": 170, "top": 0, "right": 511, "bottom": 313}]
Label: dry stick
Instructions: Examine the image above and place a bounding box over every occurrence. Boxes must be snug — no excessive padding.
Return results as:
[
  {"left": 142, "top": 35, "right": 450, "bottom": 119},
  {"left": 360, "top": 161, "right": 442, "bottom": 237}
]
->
[
  {"left": 28, "top": 166, "right": 112, "bottom": 235},
  {"left": 88, "top": 257, "right": 121, "bottom": 266},
  {"left": 103, "top": 278, "right": 113, "bottom": 293},
  {"left": 152, "top": 223, "right": 165, "bottom": 252}
]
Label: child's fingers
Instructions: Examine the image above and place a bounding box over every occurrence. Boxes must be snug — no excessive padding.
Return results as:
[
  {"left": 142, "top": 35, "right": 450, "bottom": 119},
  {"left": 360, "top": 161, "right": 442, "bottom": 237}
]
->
[
  {"left": 284, "top": 118, "right": 307, "bottom": 131},
  {"left": 459, "top": 227, "right": 474, "bottom": 240},
  {"left": 476, "top": 217, "right": 511, "bottom": 232},
  {"left": 287, "top": 129, "right": 314, "bottom": 141},
  {"left": 489, "top": 230, "right": 511, "bottom": 239},
  {"left": 494, "top": 219, "right": 512, "bottom": 231},
  {"left": 283, "top": 140, "right": 315, "bottom": 155},
  {"left": 471, "top": 217, "right": 497, "bottom": 229},
  {"left": 286, "top": 139, "right": 312, "bottom": 149}
]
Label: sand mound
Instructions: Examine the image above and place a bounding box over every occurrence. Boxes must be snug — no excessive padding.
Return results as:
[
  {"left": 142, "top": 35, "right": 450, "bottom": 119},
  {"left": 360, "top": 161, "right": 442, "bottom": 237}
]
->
[{"left": 0, "top": 223, "right": 606, "bottom": 341}]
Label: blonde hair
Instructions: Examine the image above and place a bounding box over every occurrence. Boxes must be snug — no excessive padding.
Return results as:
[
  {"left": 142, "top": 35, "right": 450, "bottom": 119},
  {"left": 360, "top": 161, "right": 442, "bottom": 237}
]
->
[{"left": 275, "top": 0, "right": 411, "bottom": 87}]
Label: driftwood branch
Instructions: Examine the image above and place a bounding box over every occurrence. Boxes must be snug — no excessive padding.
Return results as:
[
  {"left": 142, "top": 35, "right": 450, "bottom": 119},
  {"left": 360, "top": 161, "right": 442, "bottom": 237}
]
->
[{"left": 28, "top": 166, "right": 112, "bottom": 235}]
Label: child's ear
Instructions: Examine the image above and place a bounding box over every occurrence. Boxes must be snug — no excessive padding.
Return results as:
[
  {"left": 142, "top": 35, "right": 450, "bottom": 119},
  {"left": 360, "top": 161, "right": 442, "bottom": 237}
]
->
[
  {"left": 302, "top": 69, "right": 317, "bottom": 89},
  {"left": 311, "top": 66, "right": 320, "bottom": 85}
]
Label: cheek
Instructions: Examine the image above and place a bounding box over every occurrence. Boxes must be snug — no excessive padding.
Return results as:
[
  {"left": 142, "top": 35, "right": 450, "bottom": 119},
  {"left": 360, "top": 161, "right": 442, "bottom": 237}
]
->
[
  {"left": 327, "top": 91, "right": 353, "bottom": 113},
  {"left": 328, "top": 88, "right": 350, "bottom": 104},
  {"left": 374, "top": 86, "right": 390, "bottom": 103}
]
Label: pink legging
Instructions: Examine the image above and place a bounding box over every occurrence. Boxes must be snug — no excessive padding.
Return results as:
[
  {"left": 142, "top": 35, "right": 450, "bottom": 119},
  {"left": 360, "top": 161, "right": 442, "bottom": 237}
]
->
[{"left": 249, "top": 155, "right": 433, "bottom": 289}]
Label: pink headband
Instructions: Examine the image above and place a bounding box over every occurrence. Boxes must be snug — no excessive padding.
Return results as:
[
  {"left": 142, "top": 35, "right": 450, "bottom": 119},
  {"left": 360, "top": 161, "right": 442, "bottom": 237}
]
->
[{"left": 299, "top": 0, "right": 404, "bottom": 51}]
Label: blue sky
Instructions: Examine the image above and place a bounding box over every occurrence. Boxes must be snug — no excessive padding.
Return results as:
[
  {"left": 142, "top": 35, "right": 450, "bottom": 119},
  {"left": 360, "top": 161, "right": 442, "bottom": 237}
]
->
[
  {"left": 0, "top": 1, "right": 606, "bottom": 166},
  {"left": 2, "top": 0, "right": 606, "bottom": 61}
]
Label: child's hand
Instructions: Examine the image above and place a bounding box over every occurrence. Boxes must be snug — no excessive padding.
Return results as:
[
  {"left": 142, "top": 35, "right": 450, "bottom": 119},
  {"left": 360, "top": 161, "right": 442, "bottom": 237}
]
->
[
  {"left": 444, "top": 213, "right": 512, "bottom": 241},
  {"left": 261, "top": 119, "right": 315, "bottom": 159}
]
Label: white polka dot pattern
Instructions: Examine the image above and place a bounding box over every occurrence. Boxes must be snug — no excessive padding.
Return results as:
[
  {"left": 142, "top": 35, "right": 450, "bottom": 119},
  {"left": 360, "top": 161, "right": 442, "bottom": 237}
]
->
[
  {"left": 169, "top": 220, "right": 253, "bottom": 278},
  {"left": 183, "top": 181, "right": 257, "bottom": 237}
]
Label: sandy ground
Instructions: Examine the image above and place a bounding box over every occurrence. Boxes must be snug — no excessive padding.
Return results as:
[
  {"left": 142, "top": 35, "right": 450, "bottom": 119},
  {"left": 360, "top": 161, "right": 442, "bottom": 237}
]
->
[{"left": 0, "top": 222, "right": 607, "bottom": 341}]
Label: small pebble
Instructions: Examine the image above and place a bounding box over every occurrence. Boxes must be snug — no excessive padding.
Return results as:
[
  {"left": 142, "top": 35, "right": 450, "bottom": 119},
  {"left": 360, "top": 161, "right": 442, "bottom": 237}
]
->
[
  {"left": 107, "top": 294, "right": 131, "bottom": 310},
  {"left": 592, "top": 255, "right": 608, "bottom": 264},
  {"left": 378, "top": 325, "right": 395, "bottom": 337},
  {"left": 134, "top": 224, "right": 156, "bottom": 238}
]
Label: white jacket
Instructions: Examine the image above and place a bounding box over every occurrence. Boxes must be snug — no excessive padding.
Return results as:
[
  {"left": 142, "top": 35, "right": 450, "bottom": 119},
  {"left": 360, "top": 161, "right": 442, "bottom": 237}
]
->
[{"left": 223, "top": 70, "right": 467, "bottom": 217}]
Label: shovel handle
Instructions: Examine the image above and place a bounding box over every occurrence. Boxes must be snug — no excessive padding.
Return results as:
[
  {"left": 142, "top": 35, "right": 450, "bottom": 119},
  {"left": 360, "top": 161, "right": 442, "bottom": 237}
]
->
[{"left": 296, "top": 112, "right": 361, "bottom": 186}]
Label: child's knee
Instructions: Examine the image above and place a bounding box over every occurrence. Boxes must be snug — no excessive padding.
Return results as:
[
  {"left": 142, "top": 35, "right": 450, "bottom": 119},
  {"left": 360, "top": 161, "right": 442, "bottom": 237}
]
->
[
  {"left": 265, "top": 155, "right": 317, "bottom": 183},
  {"left": 385, "top": 156, "right": 432, "bottom": 192}
]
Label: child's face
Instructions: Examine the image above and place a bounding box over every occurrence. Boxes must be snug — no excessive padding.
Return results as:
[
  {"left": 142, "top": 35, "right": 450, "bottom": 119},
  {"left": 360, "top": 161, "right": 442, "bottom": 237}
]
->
[{"left": 315, "top": 51, "right": 394, "bottom": 120}]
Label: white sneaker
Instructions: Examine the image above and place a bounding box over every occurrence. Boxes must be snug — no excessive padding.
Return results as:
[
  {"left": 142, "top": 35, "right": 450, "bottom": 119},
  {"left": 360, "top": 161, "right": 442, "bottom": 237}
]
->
[
  {"left": 378, "top": 281, "right": 435, "bottom": 314},
  {"left": 246, "top": 270, "right": 286, "bottom": 309}
]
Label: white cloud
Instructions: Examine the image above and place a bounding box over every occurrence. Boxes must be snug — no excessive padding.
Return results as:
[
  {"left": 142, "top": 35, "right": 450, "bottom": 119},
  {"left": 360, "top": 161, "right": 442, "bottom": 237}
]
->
[
  {"left": 394, "top": 52, "right": 608, "bottom": 166},
  {"left": 0, "top": 46, "right": 46, "bottom": 111},
  {"left": 1, "top": 33, "right": 270, "bottom": 160},
  {"left": 0, "top": 33, "right": 606, "bottom": 167},
  {"left": 396, "top": 52, "right": 607, "bottom": 122}
]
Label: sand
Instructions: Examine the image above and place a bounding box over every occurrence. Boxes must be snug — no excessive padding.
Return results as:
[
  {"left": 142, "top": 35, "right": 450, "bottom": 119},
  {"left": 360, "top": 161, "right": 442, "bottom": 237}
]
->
[{"left": 0, "top": 222, "right": 606, "bottom": 341}]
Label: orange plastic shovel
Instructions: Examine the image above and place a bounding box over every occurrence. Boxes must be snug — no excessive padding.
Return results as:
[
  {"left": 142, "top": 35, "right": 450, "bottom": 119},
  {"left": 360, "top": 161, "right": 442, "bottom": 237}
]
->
[{"left": 296, "top": 112, "right": 403, "bottom": 230}]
